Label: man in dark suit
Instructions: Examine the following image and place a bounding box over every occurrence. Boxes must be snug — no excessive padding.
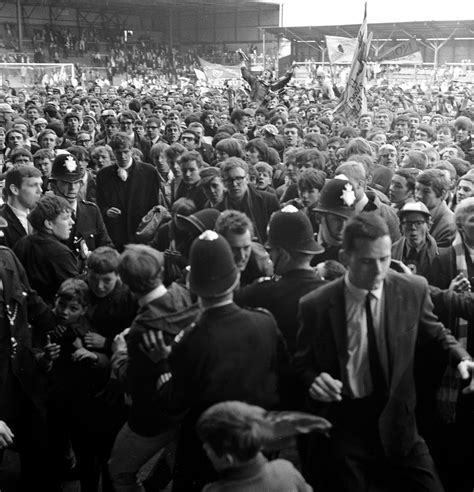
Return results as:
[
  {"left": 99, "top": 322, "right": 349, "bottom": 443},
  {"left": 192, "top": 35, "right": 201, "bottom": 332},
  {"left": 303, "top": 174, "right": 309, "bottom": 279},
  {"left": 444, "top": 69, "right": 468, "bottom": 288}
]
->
[
  {"left": 49, "top": 153, "right": 113, "bottom": 269},
  {"left": 294, "top": 212, "right": 474, "bottom": 492},
  {"left": 0, "top": 165, "right": 43, "bottom": 249},
  {"left": 96, "top": 133, "right": 161, "bottom": 250},
  {"left": 216, "top": 158, "right": 280, "bottom": 243}
]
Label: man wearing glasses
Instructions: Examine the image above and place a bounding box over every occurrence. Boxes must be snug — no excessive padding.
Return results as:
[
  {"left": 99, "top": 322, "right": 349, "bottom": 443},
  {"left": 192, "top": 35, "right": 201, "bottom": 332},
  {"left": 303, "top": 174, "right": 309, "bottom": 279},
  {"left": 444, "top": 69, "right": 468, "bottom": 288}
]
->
[
  {"left": 216, "top": 158, "right": 280, "bottom": 243},
  {"left": 145, "top": 117, "right": 163, "bottom": 146},
  {"left": 391, "top": 201, "right": 438, "bottom": 278},
  {"left": 118, "top": 110, "right": 151, "bottom": 163}
]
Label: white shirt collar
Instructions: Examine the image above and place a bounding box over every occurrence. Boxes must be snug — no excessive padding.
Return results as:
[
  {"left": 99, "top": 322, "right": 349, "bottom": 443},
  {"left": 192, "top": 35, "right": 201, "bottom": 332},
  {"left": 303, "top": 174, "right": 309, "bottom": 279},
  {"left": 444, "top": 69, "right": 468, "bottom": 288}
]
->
[{"left": 138, "top": 284, "right": 167, "bottom": 307}]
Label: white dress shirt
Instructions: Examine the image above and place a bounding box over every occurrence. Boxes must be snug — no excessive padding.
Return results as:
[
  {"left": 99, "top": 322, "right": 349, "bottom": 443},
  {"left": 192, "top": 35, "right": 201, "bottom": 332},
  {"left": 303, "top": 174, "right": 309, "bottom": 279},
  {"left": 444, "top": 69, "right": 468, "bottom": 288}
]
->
[{"left": 344, "top": 274, "right": 387, "bottom": 398}]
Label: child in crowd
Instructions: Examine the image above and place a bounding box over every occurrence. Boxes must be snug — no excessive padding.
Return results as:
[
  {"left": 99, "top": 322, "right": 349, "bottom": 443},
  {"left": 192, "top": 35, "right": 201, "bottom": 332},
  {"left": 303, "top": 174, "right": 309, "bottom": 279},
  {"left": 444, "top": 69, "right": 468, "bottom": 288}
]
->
[{"left": 197, "top": 401, "right": 313, "bottom": 492}]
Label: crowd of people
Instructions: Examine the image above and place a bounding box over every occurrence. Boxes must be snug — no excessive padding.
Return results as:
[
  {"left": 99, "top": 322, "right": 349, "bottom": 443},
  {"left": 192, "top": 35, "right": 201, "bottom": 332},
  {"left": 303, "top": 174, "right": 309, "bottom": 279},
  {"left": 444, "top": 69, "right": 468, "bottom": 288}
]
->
[{"left": 0, "top": 57, "right": 474, "bottom": 492}]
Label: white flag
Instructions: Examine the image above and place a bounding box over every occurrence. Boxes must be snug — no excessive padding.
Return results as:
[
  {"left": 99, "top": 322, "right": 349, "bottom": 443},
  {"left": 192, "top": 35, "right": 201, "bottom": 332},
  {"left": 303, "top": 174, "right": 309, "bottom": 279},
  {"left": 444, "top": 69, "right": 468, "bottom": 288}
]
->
[{"left": 325, "top": 36, "right": 357, "bottom": 65}]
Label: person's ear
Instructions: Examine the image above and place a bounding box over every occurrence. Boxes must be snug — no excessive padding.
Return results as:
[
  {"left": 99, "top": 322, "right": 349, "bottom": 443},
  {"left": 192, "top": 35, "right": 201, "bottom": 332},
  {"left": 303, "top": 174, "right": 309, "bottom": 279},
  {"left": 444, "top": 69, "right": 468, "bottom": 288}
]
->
[{"left": 44, "top": 218, "right": 54, "bottom": 233}]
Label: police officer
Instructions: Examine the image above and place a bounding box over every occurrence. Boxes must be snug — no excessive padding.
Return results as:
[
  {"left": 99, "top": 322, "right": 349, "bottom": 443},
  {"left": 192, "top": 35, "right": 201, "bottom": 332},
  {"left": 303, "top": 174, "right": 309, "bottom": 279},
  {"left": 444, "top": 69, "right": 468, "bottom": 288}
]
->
[
  {"left": 49, "top": 153, "right": 113, "bottom": 268},
  {"left": 235, "top": 205, "right": 325, "bottom": 355},
  {"left": 149, "top": 230, "right": 286, "bottom": 492}
]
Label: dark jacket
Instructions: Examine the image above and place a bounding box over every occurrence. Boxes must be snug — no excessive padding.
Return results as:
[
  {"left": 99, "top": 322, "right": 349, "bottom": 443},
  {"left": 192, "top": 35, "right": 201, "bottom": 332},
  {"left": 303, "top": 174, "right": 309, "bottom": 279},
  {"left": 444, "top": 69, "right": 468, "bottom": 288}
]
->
[
  {"left": 391, "top": 234, "right": 439, "bottom": 279},
  {"left": 293, "top": 271, "right": 469, "bottom": 458},
  {"left": 125, "top": 282, "right": 198, "bottom": 436},
  {"left": 0, "top": 246, "right": 56, "bottom": 421},
  {"left": 429, "top": 201, "right": 456, "bottom": 248},
  {"left": 65, "top": 199, "right": 113, "bottom": 265},
  {"left": 13, "top": 232, "right": 79, "bottom": 305},
  {"left": 96, "top": 160, "right": 161, "bottom": 250},
  {"left": 0, "top": 203, "right": 27, "bottom": 249},
  {"left": 216, "top": 186, "right": 280, "bottom": 243}
]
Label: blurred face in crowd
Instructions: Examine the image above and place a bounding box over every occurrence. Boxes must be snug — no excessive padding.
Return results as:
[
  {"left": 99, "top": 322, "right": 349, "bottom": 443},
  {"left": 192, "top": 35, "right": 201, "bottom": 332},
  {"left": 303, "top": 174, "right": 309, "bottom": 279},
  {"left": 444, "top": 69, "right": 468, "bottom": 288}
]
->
[
  {"left": 225, "top": 228, "right": 252, "bottom": 272},
  {"left": 76, "top": 132, "right": 93, "bottom": 149},
  {"left": 284, "top": 127, "right": 299, "bottom": 147},
  {"left": 246, "top": 147, "right": 260, "bottom": 166},
  {"left": 120, "top": 117, "right": 134, "bottom": 134},
  {"left": 203, "top": 177, "right": 224, "bottom": 204},
  {"left": 371, "top": 133, "right": 387, "bottom": 147},
  {"left": 223, "top": 167, "right": 248, "bottom": 201},
  {"left": 415, "top": 129, "right": 430, "bottom": 141},
  {"left": 440, "top": 147, "right": 458, "bottom": 160},
  {"left": 436, "top": 128, "right": 453, "bottom": 147},
  {"left": 54, "top": 179, "right": 83, "bottom": 204},
  {"left": 40, "top": 132, "right": 57, "bottom": 150},
  {"left": 299, "top": 186, "right": 320, "bottom": 208},
  {"left": 359, "top": 115, "right": 372, "bottom": 132},
  {"left": 11, "top": 176, "right": 43, "bottom": 209},
  {"left": 256, "top": 169, "right": 272, "bottom": 190},
  {"left": 54, "top": 296, "right": 86, "bottom": 326},
  {"left": 8, "top": 131, "right": 25, "bottom": 149},
  {"left": 146, "top": 121, "right": 160, "bottom": 141},
  {"left": 82, "top": 118, "right": 96, "bottom": 133},
  {"left": 49, "top": 209, "right": 74, "bottom": 241},
  {"left": 180, "top": 159, "right": 200, "bottom": 186},
  {"left": 401, "top": 211, "right": 429, "bottom": 249},
  {"left": 456, "top": 126, "right": 470, "bottom": 144},
  {"left": 394, "top": 120, "right": 409, "bottom": 138},
  {"left": 374, "top": 112, "right": 390, "bottom": 131},
  {"left": 322, "top": 213, "right": 346, "bottom": 244},
  {"left": 165, "top": 125, "right": 181, "bottom": 143},
  {"left": 203, "top": 113, "right": 216, "bottom": 128},
  {"left": 92, "top": 149, "right": 112, "bottom": 169},
  {"left": 113, "top": 144, "right": 133, "bottom": 169},
  {"left": 26, "top": 107, "right": 40, "bottom": 123},
  {"left": 379, "top": 147, "right": 397, "bottom": 168},
  {"left": 456, "top": 179, "right": 474, "bottom": 204},
  {"left": 66, "top": 117, "right": 80, "bottom": 133},
  {"left": 409, "top": 116, "right": 420, "bottom": 130},
  {"left": 87, "top": 270, "right": 119, "bottom": 298},
  {"left": 415, "top": 182, "right": 443, "bottom": 211},
  {"left": 35, "top": 157, "right": 53, "bottom": 178},
  {"left": 180, "top": 133, "right": 197, "bottom": 151}
]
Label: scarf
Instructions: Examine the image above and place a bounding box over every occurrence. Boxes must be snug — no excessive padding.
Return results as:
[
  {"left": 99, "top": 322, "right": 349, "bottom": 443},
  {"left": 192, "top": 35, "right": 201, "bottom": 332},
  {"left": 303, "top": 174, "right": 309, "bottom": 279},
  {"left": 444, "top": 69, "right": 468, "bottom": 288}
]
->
[{"left": 436, "top": 231, "right": 469, "bottom": 423}]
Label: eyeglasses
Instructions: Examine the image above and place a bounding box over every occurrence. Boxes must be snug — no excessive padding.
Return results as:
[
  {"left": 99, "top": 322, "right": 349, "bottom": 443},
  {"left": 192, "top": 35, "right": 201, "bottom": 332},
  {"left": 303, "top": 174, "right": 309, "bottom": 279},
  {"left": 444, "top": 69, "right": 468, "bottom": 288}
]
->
[
  {"left": 224, "top": 175, "right": 246, "bottom": 185},
  {"left": 402, "top": 220, "right": 426, "bottom": 228},
  {"left": 146, "top": 126, "right": 159, "bottom": 130},
  {"left": 77, "top": 138, "right": 91, "bottom": 143}
]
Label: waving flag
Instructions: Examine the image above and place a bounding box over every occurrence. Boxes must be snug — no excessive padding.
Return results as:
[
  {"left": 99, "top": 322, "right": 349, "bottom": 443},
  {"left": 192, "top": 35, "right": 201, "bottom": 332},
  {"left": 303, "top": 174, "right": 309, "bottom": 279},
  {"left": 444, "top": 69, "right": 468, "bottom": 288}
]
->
[
  {"left": 326, "top": 36, "right": 357, "bottom": 65},
  {"left": 335, "top": 3, "right": 371, "bottom": 120},
  {"left": 198, "top": 57, "right": 242, "bottom": 85}
]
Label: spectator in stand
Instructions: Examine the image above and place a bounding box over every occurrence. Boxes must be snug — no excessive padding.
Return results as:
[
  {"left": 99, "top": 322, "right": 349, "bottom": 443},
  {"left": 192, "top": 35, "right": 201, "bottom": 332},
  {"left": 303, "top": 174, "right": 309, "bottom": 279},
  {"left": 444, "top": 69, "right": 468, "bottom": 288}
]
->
[{"left": 415, "top": 168, "right": 456, "bottom": 248}]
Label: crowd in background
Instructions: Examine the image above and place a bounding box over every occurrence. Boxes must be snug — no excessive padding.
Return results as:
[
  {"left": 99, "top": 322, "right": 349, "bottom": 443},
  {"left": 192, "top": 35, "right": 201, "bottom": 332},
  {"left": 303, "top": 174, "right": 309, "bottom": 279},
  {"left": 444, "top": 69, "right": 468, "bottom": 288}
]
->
[{"left": 0, "top": 59, "right": 473, "bottom": 492}]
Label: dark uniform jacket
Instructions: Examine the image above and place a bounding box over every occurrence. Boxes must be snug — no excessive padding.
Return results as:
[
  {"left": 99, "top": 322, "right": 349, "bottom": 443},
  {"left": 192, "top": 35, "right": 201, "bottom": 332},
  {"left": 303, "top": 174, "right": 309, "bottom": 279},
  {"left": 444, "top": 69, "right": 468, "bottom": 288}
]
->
[
  {"left": 0, "top": 246, "right": 56, "bottom": 421},
  {"left": 0, "top": 203, "right": 27, "bottom": 249},
  {"left": 159, "top": 302, "right": 285, "bottom": 491},
  {"left": 236, "top": 269, "right": 325, "bottom": 354},
  {"left": 96, "top": 159, "right": 161, "bottom": 250},
  {"left": 65, "top": 199, "right": 113, "bottom": 265},
  {"left": 13, "top": 232, "right": 79, "bottom": 305}
]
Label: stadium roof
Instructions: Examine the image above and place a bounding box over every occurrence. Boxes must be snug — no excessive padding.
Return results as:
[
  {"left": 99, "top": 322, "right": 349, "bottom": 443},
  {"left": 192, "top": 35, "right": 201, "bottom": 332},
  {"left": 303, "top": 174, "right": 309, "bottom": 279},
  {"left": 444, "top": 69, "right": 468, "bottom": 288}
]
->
[
  {"left": 18, "top": 0, "right": 279, "bottom": 11},
  {"left": 263, "top": 20, "right": 474, "bottom": 43}
]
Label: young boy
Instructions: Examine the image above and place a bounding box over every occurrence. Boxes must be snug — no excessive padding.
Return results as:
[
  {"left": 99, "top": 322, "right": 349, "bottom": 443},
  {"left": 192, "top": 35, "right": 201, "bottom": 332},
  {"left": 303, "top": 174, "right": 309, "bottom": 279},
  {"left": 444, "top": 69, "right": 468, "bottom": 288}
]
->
[{"left": 197, "top": 401, "right": 313, "bottom": 492}]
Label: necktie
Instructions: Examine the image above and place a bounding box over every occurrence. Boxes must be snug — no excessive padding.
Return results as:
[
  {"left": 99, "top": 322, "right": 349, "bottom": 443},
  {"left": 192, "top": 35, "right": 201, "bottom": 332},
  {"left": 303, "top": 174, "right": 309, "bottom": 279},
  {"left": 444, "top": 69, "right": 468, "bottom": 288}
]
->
[{"left": 365, "top": 293, "right": 386, "bottom": 395}]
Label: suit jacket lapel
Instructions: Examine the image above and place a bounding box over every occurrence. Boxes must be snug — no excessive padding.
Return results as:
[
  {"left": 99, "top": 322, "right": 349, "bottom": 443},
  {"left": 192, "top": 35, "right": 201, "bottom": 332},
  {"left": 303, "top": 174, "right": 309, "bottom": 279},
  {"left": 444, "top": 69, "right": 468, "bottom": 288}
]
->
[
  {"left": 383, "top": 273, "right": 402, "bottom": 383},
  {"left": 329, "top": 278, "right": 349, "bottom": 379}
]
